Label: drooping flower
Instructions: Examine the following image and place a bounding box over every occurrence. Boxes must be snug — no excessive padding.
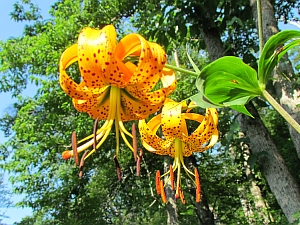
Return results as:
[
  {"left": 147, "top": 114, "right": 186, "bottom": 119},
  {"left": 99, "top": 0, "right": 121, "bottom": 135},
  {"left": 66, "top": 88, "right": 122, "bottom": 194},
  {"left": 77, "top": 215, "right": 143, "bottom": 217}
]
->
[
  {"left": 60, "top": 25, "right": 176, "bottom": 164},
  {"left": 139, "top": 100, "right": 218, "bottom": 203}
]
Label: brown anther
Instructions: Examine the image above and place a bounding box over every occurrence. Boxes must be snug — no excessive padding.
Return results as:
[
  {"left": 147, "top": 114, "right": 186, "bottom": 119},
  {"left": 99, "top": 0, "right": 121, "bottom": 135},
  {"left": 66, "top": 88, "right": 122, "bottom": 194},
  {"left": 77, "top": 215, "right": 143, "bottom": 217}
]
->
[
  {"left": 160, "top": 180, "right": 167, "bottom": 204},
  {"left": 155, "top": 170, "right": 161, "bottom": 195},
  {"left": 132, "top": 123, "right": 138, "bottom": 161},
  {"left": 169, "top": 165, "right": 175, "bottom": 190},
  {"left": 72, "top": 131, "right": 79, "bottom": 166},
  {"left": 136, "top": 149, "right": 143, "bottom": 176},
  {"left": 93, "top": 118, "right": 99, "bottom": 152},
  {"left": 113, "top": 155, "right": 122, "bottom": 181},
  {"left": 79, "top": 150, "right": 89, "bottom": 178},
  {"left": 195, "top": 168, "right": 201, "bottom": 202}
]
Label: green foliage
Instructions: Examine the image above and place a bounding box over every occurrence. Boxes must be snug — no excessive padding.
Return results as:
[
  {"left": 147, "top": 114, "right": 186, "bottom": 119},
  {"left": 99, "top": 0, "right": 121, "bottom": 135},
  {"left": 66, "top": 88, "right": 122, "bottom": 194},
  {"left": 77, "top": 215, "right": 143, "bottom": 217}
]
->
[
  {"left": 192, "top": 56, "right": 262, "bottom": 116},
  {"left": 258, "top": 30, "right": 300, "bottom": 85},
  {"left": 188, "top": 29, "right": 300, "bottom": 124}
]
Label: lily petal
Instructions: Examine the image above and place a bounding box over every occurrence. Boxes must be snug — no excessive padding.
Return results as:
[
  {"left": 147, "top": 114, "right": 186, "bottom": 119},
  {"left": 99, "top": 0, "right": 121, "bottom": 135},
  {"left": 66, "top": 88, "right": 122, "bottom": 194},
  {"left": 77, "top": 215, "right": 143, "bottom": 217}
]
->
[
  {"left": 60, "top": 44, "right": 93, "bottom": 99},
  {"left": 161, "top": 101, "right": 188, "bottom": 139}
]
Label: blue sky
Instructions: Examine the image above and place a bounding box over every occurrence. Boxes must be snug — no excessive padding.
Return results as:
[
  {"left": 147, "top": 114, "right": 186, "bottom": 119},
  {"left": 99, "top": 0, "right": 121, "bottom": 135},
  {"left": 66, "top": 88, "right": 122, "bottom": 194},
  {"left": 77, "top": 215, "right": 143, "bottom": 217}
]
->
[
  {"left": 0, "top": 2, "right": 55, "bottom": 224},
  {"left": 0, "top": 1, "right": 299, "bottom": 224}
]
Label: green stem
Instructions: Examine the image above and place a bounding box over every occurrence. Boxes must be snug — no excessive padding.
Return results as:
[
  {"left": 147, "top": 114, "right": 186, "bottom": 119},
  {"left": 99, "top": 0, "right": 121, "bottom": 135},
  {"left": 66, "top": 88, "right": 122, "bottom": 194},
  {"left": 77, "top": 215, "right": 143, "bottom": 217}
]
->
[
  {"left": 165, "top": 64, "right": 198, "bottom": 77},
  {"left": 262, "top": 90, "right": 300, "bottom": 133},
  {"left": 257, "top": 0, "right": 264, "bottom": 54}
]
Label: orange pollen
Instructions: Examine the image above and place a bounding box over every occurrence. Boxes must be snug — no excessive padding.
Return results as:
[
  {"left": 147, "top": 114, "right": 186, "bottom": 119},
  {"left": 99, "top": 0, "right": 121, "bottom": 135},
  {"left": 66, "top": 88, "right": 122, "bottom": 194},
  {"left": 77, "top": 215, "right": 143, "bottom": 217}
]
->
[
  {"left": 62, "top": 151, "right": 73, "bottom": 160},
  {"left": 156, "top": 170, "right": 161, "bottom": 195},
  {"left": 160, "top": 180, "right": 167, "bottom": 204},
  {"left": 132, "top": 123, "right": 138, "bottom": 162},
  {"left": 71, "top": 131, "right": 79, "bottom": 166},
  {"left": 195, "top": 168, "right": 201, "bottom": 202}
]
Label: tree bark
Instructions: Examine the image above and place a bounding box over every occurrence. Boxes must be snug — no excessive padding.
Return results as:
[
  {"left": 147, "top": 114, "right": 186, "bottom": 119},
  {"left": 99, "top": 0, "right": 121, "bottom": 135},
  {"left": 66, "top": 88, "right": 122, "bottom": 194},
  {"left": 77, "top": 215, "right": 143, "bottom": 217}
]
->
[
  {"left": 250, "top": 0, "right": 300, "bottom": 159},
  {"left": 164, "top": 160, "right": 179, "bottom": 225},
  {"left": 236, "top": 102, "right": 300, "bottom": 223},
  {"left": 194, "top": 192, "right": 215, "bottom": 225},
  {"left": 239, "top": 132, "right": 273, "bottom": 224},
  {"left": 201, "top": 28, "right": 224, "bottom": 61}
]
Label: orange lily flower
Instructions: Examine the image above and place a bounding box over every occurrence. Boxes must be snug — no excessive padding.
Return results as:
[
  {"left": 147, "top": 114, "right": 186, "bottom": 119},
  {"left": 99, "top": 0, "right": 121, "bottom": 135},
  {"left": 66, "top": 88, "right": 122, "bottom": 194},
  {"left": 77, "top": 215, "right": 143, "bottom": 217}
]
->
[
  {"left": 139, "top": 100, "right": 218, "bottom": 203},
  {"left": 60, "top": 25, "right": 176, "bottom": 162}
]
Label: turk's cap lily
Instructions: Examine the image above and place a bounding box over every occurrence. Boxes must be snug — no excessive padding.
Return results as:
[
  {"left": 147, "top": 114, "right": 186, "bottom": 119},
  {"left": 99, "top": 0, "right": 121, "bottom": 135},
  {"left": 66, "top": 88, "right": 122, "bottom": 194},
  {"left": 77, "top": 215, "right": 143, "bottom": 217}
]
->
[
  {"left": 59, "top": 25, "right": 176, "bottom": 121},
  {"left": 59, "top": 25, "right": 176, "bottom": 173},
  {"left": 139, "top": 99, "right": 218, "bottom": 203},
  {"left": 139, "top": 100, "right": 218, "bottom": 156}
]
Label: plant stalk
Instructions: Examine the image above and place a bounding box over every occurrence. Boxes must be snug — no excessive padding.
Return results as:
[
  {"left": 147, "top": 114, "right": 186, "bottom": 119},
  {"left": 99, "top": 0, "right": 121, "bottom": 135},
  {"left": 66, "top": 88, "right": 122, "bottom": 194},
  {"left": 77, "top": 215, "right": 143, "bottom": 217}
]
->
[
  {"left": 165, "top": 64, "right": 198, "bottom": 77},
  {"left": 257, "top": 0, "right": 264, "bottom": 54},
  {"left": 262, "top": 90, "right": 300, "bottom": 133}
]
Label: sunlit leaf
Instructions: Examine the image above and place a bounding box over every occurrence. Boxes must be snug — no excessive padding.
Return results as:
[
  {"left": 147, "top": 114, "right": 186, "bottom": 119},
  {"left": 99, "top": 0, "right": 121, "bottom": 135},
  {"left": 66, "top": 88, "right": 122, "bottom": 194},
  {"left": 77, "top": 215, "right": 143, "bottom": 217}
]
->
[
  {"left": 258, "top": 30, "right": 300, "bottom": 85},
  {"left": 193, "top": 56, "right": 262, "bottom": 116}
]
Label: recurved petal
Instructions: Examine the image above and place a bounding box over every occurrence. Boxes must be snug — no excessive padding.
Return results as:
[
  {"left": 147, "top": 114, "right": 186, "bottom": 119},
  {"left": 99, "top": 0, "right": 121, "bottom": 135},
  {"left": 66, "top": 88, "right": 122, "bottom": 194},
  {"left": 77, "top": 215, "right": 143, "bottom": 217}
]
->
[
  {"left": 187, "top": 108, "right": 219, "bottom": 152},
  {"left": 125, "top": 67, "right": 176, "bottom": 108},
  {"left": 77, "top": 25, "right": 126, "bottom": 88},
  {"left": 161, "top": 101, "right": 188, "bottom": 139},
  {"left": 116, "top": 34, "right": 167, "bottom": 86},
  {"left": 72, "top": 85, "right": 110, "bottom": 116},
  {"left": 59, "top": 44, "right": 92, "bottom": 99},
  {"left": 160, "top": 68, "right": 177, "bottom": 95},
  {"left": 85, "top": 98, "right": 111, "bottom": 120},
  {"left": 138, "top": 119, "right": 174, "bottom": 156},
  {"left": 119, "top": 92, "right": 163, "bottom": 121}
]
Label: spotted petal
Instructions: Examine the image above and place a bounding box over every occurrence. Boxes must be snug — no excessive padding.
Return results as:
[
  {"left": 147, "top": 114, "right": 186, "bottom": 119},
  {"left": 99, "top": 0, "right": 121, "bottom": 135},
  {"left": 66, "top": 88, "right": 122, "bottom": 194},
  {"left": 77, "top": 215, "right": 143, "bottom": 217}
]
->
[
  {"left": 60, "top": 44, "right": 94, "bottom": 99},
  {"left": 139, "top": 116, "right": 174, "bottom": 156},
  {"left": 77, "top": 26, "right": 128, "bottom": 88}
]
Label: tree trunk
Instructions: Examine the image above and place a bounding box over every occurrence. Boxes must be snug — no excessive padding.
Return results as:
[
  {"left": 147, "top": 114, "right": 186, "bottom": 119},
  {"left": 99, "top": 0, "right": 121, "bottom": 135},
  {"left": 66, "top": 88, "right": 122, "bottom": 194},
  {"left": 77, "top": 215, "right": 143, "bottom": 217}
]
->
[
  {"left": 230, "top": 132, "right": 271, "bottom": 224},
  {"left": 194, "top": 192, "right": 215, "bottom": 225},
  {"left": 250, "top": 0, "right": 300, "bottom": 159},
  {"left": 236, "top": 102, "right": 300, "bottom": 223},
  {"left": 238, "top": 185, "right": 255, "bottom": 224},
  {"left": 164, "top": 160, "right": 179, "bottom": 225},
  {"left": 201, "top": 21, "right": 269, "bottom": 224},
  {"left": 201, "top": 28, "right": 224, "bottom": 61},
  {"left": 239, "top": 132, "right": 273, "bottom": 224}
]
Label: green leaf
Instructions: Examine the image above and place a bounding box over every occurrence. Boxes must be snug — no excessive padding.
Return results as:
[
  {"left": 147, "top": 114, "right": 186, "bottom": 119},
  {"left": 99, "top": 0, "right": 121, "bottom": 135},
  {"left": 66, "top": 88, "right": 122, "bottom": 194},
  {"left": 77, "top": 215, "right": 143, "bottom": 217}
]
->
[
  {"left": 258, "top": 30, "right": 300, "bottom": 85},
  {"left": 190, "top": 92, "right": 222, "bottom": 108},
  {"left": 187, "top": 52, "right": 201, "bottom": 74},
  {"left": 230, "top": 105, "right": 253, "bottom": 117},
  {"left": 194, "top": 56, "right": 262, "bottom": 116}
]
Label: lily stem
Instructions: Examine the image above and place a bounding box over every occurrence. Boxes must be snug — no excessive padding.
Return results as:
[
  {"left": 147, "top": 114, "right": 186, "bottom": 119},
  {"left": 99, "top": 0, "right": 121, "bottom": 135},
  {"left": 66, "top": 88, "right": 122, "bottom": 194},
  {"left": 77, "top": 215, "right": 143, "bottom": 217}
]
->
[
  {"left": 262, "top": 90, "right": 300, "bottom": 133},
  {"left": 165, "top": 64, "right": 198, "bottom": 77},
  {"left": 257, "top": 0, "right": 264, "bottom": 54}
]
